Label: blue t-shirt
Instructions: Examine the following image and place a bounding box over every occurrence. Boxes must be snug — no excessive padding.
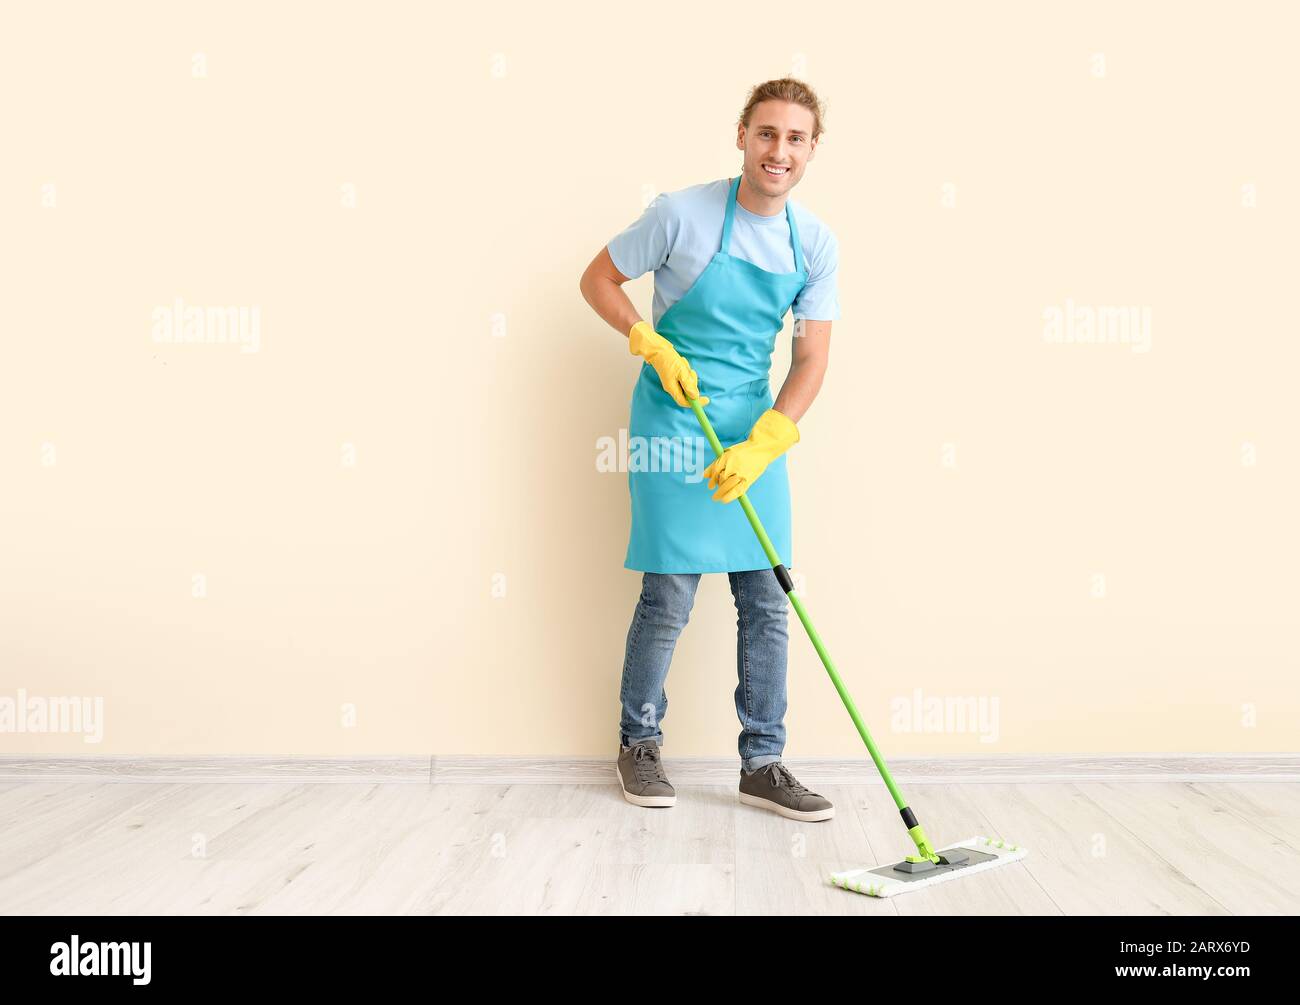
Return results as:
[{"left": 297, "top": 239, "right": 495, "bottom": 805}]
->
[{"left": 607, "top": 177, "right": 841, "bottom": 328}]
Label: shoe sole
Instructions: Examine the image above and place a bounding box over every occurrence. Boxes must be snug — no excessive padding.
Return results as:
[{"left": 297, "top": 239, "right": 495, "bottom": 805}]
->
[
  {"left": 739, "top": 791, "right": 835, "bottom": 822},
  {"left": 614, "top": 764, "right": 676, "bottom": 807}
]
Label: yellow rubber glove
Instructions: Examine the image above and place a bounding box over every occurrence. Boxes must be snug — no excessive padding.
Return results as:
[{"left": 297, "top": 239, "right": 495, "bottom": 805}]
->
[
  {"left": 702, "top": 408, "right": 799, "bottom": 503},
  {"left": 629, "top": 321, "right": 709, "bottom": 408}
]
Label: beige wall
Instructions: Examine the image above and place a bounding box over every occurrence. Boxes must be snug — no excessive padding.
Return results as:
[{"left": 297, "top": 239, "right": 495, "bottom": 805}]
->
[{"left": 2, "top": 1, "right": 1295, "bottom": 757}]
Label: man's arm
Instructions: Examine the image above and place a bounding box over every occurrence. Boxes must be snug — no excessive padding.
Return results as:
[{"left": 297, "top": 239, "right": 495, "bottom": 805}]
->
[
  {"left": 579, "top": 247, "right": 642, "bottom": 339},
  {"left": 580, "top": 245, "right": 708, "bottom": 406},
  {"left": 773, "top": 319, "right": 831, "bottom": 423}
]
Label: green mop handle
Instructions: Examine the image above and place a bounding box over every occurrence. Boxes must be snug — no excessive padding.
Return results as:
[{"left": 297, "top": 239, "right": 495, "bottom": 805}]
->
[{"left": 688, "top": 396, "right": 940, "bottom": 862}]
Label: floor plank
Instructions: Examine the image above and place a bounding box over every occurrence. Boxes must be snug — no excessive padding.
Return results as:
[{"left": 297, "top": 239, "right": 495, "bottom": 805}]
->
[
  {"left": 1, "top": 780, "right": 1296, "bottom": 915},
  {"left": 1074, "top": 782, "right": 1300, "bottom": 916}
]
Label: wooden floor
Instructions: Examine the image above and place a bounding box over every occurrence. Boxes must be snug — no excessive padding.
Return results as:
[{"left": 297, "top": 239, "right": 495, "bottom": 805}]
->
[{"left": 1, "top": 780, "right": 1297, "bottom": 915}]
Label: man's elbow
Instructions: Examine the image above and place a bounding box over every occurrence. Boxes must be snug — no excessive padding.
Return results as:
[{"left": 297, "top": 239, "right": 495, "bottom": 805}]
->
[
  {"left": 578, "top": 258, "right": 605, "bottom": 304},
  {"left": 578, "top": 267, "right": 596, "bottom": 307}
]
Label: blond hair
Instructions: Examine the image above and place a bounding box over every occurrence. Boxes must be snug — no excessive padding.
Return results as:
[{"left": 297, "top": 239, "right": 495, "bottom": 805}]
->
[{"left": 738, "top": 78, "right": 826, "bottom": 141}]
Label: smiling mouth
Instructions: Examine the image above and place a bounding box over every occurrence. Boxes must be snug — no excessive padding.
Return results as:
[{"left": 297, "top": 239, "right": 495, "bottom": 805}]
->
[{"left": 762, "top": 164, "right": 790, "bottom": 177}]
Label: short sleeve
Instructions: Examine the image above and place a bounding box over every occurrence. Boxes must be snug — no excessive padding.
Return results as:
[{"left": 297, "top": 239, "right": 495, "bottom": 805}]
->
[
  {"left": 792, "top": 228, "right": 841, "bottom": 321},
  {"left": 606, "top": 195, "right": 670, "bottom": 280}
]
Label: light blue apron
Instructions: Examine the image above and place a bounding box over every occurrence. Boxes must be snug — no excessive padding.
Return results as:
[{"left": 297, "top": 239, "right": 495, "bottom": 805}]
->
[{"left": 625, "top": 175, "right": 808, "bottom": 573}]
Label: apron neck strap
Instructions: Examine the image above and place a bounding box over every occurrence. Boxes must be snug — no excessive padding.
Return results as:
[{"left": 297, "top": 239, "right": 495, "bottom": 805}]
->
[
  {"left": 786, "top": 200, "right": 806, "bottom": 273},
  {"left": 721, "top": 176, "right": 740, "bottom": 255},
  {"left": 722, "top": 176, "right": 807, "bottom": 273}
]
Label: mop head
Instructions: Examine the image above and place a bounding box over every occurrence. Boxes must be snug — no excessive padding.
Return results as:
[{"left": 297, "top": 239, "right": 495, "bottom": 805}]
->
[{"left": 829, "top": 835, "right": 1028, "bottom": 898}]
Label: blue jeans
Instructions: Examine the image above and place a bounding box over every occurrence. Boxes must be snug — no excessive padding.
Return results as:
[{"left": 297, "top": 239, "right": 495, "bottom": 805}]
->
[{"left": 618, "top": 570, "right": 790, "bottom": 773}]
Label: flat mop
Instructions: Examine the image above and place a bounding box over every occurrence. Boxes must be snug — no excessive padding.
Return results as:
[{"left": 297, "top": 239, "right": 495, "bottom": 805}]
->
[{"left": 689, "top": 397, "right": 1028, "bottom": 898}]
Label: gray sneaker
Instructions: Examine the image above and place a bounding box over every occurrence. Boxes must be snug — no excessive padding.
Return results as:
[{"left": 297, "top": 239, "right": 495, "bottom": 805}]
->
[
  {"left": 616, "top": 739, "right": 676, "bottom": 808},
  {"left": 739, "top": 762, "right": 834, "bottom": 821}
]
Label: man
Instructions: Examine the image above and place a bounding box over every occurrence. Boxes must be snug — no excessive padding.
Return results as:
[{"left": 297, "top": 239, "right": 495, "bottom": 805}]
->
[{"left": 579, "top": 78, "right": 840, "bottom": 822}]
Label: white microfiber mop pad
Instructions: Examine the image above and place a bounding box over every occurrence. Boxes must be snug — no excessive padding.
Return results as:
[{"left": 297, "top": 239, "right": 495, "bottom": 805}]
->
[{"left": 829, "top": 835, "right": 1029, "bottom": 898}]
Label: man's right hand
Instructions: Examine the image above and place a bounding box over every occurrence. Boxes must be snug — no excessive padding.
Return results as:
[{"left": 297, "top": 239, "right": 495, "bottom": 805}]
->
[{"left": 628, "top": 321, "right": 710, "bottom": 408}]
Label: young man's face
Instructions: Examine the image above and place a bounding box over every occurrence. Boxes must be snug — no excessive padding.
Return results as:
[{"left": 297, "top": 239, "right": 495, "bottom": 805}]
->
[{"left": 736, "top": 99, "right": 818, "bottom": 199}]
